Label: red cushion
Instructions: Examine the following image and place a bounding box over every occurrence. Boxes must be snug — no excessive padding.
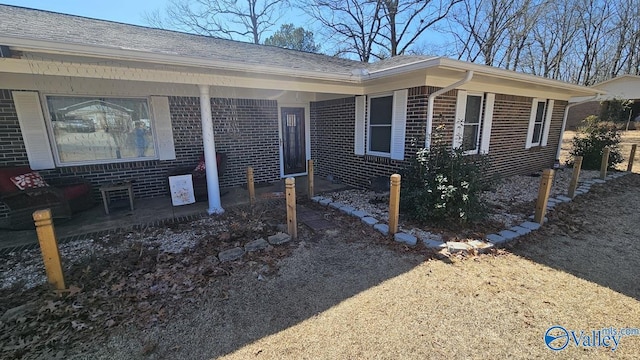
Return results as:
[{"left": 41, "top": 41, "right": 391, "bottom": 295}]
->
[
  {"left": 62, "top": 183, "right": 91, "bottom": 201},
  {"left": 0, "top": 166, "right": 32, "bottom": 193},
  {"left": 194, "top": 160, "right": 205, "bottom": 172},
  {"left": 193, "top": 153, "right": 223, "bottom": 173},
  {"left": 10, "top": 171, "right": 49, "bottom": 190}
]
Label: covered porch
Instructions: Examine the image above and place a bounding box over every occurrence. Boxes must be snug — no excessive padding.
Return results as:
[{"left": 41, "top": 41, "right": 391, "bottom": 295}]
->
[{"left": 0, "top": 175, "right": 349, "bottom": 253}]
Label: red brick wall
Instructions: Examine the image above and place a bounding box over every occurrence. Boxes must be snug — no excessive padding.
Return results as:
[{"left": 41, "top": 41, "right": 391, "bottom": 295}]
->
[
  {"left": 310, "top": 87, "right": 431, "bottom": 188},
  {"left": 488, "top": 95, "right": 566, "bottom": 177},
  {"left": 168, "top": 97, "right": 280, "bottom": 188},
  {"left": 310, "top": 88, "right": 567, "bottom": 188}
]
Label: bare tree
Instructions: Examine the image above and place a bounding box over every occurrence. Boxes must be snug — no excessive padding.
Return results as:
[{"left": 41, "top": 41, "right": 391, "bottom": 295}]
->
[
  {"left": 303, "top": 0, "right": 383, "bottom": 61},
  {"left": 303, "top": 0, "right": 457, "bottom": 61},
  {"left": 377, "top": 0, "right": 461, "bottom": 57},
  {"left": 449, "top": 0, "right": 531, "bottom": 66},
  {"left": 520, "top": 1, "right": 579, "bottom": 80},
  {"left": 144, "top": 0, "right": 288, "bottom": 44}
]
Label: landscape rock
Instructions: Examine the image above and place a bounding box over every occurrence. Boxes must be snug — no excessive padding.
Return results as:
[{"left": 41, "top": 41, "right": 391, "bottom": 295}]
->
[
  {"left": 447, "top": 242, "right": 472, "bottom": 252},
  {"left": 520, "top": 221, "right": 542, "bottom": 230},
  {"left": 329, "top": 202, "right": 343, "bottom": 209},
  {"left": 351, "top": 210, "right": 369, "bottom": 219},
  {"left": 267, "top": 232, "right": 291, "bottom": 245},
  {"left": 339, "top": 205, "right": 356, "bottom": 215},
  {"left": 498, "top": 230, "right": 520, "bottom": 241},
  {"left": 467, "top": 239, "right": 494, "bottom": 252},
  {"left": 1, "top": 302, "right": 37, "bottom": 322},
  {"left": 218, "top": 247, "right": 245, "bottom": 262},
  {"left": 373, "top": 223, "right": 389, "bottom": 235},
  {"left": 486, "top": 233, "right": 507, "bottom": 244},
  {"left": 319, "top": 199, "right": 331, "bottom": 206},
  {"left": 245, "top": 238, "right": 269, "bottom": 252},
  {"left": 556, "top": 195, "right": 572, "bottom": 202},
  {"left": 510, "top": 226, "right": 531, "bottom": 236},
  {"left": 311, "top": 196, "right": 326, "bottom": 203},
  {"left": 394, "top": 232, "right": 417, "bottom": 246},
  {"left": 361, "top": 217, "right": 378, "bottom": 226},
  {"left": 423, "top": 239, "right": 446, "bottom": 249}
]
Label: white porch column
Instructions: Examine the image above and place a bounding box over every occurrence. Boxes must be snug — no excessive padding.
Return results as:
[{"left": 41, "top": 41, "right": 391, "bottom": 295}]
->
[{"left": 199, "top": 84, "right": 224, "bottom": 214}]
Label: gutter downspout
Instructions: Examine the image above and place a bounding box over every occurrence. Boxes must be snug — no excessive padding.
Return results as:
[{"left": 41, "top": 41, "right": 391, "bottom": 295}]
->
[
  {"left": 426, "top": 70, "right": 474, "bottom": 148},
  {"left": 555, "top": 93, "right": 604, "bottom": 161}
]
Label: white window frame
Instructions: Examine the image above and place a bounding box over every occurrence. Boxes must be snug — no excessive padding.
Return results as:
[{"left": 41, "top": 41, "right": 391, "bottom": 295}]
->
[
  {"left": 453, "top": 91, "right": 495, "bottom": 155},
  {"left": 367, "top": 93, "right": 394, "bottom": 157},
  {"left": 42, "top": 94, "right": 160, "bottom": 167},
  {"left": 526, "top": 98, "right": 554, "bottom": 149}
]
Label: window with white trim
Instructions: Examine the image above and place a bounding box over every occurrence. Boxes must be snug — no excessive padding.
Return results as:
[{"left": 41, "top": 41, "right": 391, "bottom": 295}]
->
[
  {"left": 531, "top": 100, "right": 546, "bottom": 146},
  {"left": 368, "top": 94, "right": 393, "bottom": 155},
  {"left": 525, "top": 98, "right": 554, "bottom": 149},
  {"left": 354, "top": 89, "right": 408, "bottom": 160},
  {"left": 453, "top": 91, "right": 495, "bottom": 155},
  {"left": 461, "top": 94, "right": 483, "bottom": 153},
  {"left": 45, "top": 96, "right": 156, "bottom": 165}
]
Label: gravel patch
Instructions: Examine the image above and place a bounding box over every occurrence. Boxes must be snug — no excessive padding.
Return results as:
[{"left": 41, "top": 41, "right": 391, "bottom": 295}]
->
[
  {"left": 322, "top": 169, "right": 602, "bottom": 236},
  {"left": 0, "top": 219, "right": 227, "bottom": 291}
]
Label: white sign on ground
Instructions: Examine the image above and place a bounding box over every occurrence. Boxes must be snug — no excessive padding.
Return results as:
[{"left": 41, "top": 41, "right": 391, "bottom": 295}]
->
[{"left": 168, "top": 174, "right": 195, "bottom": 206}]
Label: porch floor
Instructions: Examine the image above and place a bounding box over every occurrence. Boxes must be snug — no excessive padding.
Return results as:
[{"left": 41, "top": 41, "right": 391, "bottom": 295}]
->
[{"left": 0, "top": 175, "right": 350, "bottom": 252}]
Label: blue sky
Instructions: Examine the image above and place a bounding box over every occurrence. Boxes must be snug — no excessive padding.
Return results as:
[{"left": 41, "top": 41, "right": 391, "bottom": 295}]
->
[{"left": 0, "top": 0, "right": 169, "bottom": 25}]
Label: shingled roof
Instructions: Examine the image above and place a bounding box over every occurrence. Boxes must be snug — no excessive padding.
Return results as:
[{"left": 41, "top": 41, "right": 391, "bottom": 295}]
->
[{"left": 0, "top": 4, "right": 437, "bottom": 76}]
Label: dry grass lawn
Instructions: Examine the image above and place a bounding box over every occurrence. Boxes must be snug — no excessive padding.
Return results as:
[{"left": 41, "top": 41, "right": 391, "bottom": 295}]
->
[
  {"left": 83, "top": 176, "right": 640, "bottom": 360},
  {"left": 561, "top": 129, "right": 640, "bottom": 173}
]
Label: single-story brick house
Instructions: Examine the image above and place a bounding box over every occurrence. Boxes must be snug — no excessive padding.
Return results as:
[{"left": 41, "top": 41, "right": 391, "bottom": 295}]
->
[{"left": 0, "top": 5, "right": 601, "bottom": 218}]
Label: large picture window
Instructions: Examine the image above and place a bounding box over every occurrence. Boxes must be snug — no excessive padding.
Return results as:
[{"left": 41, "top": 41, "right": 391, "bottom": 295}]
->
[{"left": 46, "top": 96, "right": 155, "bottom": 164}]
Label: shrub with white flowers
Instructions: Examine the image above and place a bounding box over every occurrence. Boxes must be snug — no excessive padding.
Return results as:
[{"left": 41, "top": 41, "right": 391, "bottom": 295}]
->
[{"left": 400, "top": 125, "right": 491, "bottom": 225}]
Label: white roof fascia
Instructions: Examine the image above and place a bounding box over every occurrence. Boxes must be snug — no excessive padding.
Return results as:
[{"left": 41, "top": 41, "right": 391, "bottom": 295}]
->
[
  {"left": 1, "top": 36, "right": 361, "bottom": 84},
  {"left": 436, "top": 58, "right": 600, "bottom": 96},
  {"left": 364, "top": 57, "right": 441, "bottom": 79},
  {"left": 592, "top": 74, "right": 640, "bottom": 89}
]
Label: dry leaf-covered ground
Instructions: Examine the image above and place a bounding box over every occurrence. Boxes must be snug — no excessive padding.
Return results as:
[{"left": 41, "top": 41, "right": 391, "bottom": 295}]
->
[{"left": 2, "top": 175, "right": 640, "bottom": 359}]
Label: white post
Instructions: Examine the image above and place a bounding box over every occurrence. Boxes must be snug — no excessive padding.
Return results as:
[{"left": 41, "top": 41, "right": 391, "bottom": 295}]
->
[{"left": 199, "top": 84, "right": 224, "bottom": 214}]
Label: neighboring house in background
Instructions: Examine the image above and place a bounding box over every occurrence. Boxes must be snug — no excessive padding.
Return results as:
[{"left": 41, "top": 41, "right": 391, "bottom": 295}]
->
[
  {"left": 565, "top": 101, "right": 602, "bottom": 131},
  {"left": 567, "top": 74, "right": 640, "bottom": 130},
  {"left": 0, "top": 5, "right": 600, "bottom": 219}
]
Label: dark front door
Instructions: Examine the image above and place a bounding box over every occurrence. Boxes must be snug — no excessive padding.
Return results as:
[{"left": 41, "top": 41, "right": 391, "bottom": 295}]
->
[{"left": 281, "top": 107, "right": 306, "bottom": 175}]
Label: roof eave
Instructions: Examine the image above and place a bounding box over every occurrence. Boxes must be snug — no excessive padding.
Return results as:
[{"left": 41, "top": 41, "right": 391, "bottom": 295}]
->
[
  {"left": 592, "top": 74, "right": 640, "bottom": 89},
  {"left": 0, "top": 35, "right": 362, "bottom": 84},
  {"left": 436, "top": 58, "right": 602, "bottom": 96}
]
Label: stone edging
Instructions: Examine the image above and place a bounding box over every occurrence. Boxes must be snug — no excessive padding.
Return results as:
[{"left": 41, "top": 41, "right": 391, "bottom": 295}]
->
[{"left": 311, "top": 171, "right": 631, "bottom": 253}]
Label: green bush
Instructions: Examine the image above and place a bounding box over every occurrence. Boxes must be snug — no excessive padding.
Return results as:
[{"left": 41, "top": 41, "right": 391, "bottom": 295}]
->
[
  {"left": 400, "top": 126, "right": 490, "bottom": 225},
  {"left": 570, "top": 115, "right": 623, "bottom": 170}
]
